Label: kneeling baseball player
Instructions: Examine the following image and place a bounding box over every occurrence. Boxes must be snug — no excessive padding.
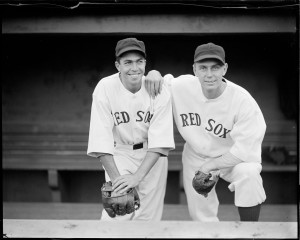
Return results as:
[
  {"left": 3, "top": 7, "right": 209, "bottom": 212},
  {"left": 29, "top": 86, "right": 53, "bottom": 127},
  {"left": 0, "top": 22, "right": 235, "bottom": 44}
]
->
[
  {"left": 145, "top": 42, "right": 267, "bottom": 222},
  {"left": 87, "top": 38, "right": 175, "bottom": 221}
]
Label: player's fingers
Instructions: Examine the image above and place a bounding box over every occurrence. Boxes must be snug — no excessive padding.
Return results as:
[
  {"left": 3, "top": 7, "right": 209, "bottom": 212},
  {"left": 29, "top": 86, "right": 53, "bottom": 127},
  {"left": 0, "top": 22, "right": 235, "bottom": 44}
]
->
[
  {"left": 154, "top": 80, "right": 160, "bottom": 96},
  {"left": 114, "top": 182, "right": 128, "bottom": 193},
  {"left": 112, "top": 176, "right": 127, "bottom": 188},
  {"left": 158, "top": 80, "right": 162, "bottom": 94},
  {"left": 119, "top": 186, "right": 131, "bottom": 194},
  {"left": 149, "top": 80, "right": 155, "bottom": 98},
  {"left": 144, "top": 78, "right": 150, "bottom": 95}
]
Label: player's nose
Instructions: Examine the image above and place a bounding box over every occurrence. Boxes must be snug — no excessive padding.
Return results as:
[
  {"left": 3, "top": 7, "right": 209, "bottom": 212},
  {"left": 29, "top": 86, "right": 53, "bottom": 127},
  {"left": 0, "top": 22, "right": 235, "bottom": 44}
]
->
[
  {"left": 206, "top": 68, "right": 213, "bottom": 77},
  {"left": 131, "top": 62, "right": 138, "bottom": 70}
]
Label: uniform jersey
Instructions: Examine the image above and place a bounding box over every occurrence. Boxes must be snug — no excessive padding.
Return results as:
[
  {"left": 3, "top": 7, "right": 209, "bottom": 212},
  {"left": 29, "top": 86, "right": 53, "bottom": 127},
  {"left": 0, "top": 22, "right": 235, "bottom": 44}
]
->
[
  {"left": 87, "top": 73, "right": 175, "bottom": 157},
  {"left": 165, "top": 74, "right": 266, "bottom": 163}
]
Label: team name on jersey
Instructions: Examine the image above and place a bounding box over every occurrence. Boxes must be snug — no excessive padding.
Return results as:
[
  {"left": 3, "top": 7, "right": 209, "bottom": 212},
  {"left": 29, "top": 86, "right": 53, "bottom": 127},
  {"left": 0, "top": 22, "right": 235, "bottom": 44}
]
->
[
  {"left": 112, "top": 111, "right": 153, "bottom": 126},
  {"left": 179, "top": 113, "right": 231, "bottom": 138}
]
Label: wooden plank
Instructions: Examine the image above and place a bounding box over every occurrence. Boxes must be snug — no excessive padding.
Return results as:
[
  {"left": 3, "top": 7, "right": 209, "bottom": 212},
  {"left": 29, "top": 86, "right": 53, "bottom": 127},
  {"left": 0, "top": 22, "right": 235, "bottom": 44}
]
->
[
  {"left": 3, "top": 202, "right": 297, "bottom": 222},
  {"left": 3, "top": 219, "right": 297, "bottom": 238}
]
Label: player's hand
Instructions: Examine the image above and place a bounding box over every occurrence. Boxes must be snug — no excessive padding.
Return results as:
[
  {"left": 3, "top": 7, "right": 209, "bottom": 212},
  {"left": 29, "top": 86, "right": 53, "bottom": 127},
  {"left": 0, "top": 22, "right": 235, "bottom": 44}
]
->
[
  {"left": 112, "top": 174, "right": 141, "bottom": 194},
  {"left": 145, "top": 70, "right": 164, "bottom": 98}
]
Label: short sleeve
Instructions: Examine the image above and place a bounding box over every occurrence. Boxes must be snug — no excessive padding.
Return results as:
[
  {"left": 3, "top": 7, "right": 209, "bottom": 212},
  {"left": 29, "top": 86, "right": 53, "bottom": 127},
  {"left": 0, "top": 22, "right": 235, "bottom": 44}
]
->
[
  {"left": 87, "top": 84, "right": 115, "bottom": 157},
  {"left": 147, "top": 85, "right": 175, "bottom": 150}
]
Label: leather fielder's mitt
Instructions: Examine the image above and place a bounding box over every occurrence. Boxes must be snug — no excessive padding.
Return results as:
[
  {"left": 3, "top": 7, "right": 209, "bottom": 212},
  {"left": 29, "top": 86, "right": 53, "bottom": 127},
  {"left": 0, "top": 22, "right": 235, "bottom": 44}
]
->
[
  {"left": 192, "top": 171, "right": 219, "bottom": 198},
  {"left": 101, "top": 181, "right": 140, "bottom": 218}
]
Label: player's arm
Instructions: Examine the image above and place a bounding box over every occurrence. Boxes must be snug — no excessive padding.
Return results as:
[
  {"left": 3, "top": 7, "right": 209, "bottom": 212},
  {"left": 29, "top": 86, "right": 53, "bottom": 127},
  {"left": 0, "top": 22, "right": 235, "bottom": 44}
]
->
[
  {"left": 87, "top": 84, "right": 120, "bottom": 181},
  {"left": 199, "top": 152, "right": 242, "bottom": 174},
  {"left": 112, "top": 151, "right": 161, "bottom": 194},
  {"left": 99, "top": 154, "right": 121, "bottom": 182},
  {"left": 145, "top": 70, "right": 174, "bottom": 98},
  {"left": 200, "top": 99, "right": 266, "bottom": 173}
]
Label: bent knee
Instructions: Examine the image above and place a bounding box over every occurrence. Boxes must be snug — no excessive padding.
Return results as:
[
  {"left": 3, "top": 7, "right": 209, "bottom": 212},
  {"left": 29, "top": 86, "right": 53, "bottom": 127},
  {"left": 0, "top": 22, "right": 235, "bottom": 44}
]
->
[{"left": 233, "top": 162, "right": 262, "bottom": 178}]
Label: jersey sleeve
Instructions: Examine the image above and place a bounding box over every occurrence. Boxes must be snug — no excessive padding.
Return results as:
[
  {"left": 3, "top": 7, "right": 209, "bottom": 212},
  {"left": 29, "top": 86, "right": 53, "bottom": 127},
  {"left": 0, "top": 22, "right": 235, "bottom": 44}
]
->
[
  {"left": 229, "top": 98, "right": 266, "bottom": 162},
  {"left": 87, "top": 83, "right": 115, "bottom": 157},
  {"left": 147, "top": 85, "right": 175, "bottom": 150}
]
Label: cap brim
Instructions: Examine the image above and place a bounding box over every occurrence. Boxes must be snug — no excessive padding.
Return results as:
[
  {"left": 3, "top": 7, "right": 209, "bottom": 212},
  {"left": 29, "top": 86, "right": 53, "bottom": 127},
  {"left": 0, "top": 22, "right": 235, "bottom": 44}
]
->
[
  {"left": 116, "top": 46, "right": 146, "bottom": 57},
  {"left": 194, "top": 54, "right": 225, "bottom": 64}
]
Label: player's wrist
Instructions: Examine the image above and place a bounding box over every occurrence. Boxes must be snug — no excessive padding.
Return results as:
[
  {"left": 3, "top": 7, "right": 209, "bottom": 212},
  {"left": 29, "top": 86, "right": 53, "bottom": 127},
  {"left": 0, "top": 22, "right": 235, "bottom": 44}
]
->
[
  {"left": 133, "top": 172, "right": 144, "bottom": 184},
  {"left": 199, "top": 165, "right": 211, "bottom": 175}
]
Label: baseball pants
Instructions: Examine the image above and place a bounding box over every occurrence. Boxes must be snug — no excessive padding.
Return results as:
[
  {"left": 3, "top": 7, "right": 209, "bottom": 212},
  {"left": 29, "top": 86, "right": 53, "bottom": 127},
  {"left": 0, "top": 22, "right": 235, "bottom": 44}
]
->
[{"left": 101, "top": 144, "right": 168, "bottom": 221}]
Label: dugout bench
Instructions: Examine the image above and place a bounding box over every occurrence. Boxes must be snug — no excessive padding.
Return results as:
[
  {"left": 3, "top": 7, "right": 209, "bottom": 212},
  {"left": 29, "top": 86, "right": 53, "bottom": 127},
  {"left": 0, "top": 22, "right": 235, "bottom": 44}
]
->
[{"left": 2, "top": 121, "right": 297, "bottom": 203}]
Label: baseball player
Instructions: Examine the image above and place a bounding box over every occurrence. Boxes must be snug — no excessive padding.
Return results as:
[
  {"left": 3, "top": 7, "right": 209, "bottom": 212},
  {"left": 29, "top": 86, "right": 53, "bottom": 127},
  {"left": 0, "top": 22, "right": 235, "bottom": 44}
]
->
[
  {"left": 87, "top": 38, "right": 175, "bottom": 221},
  {"left": 145, "top": 42, "right": 266, "bottom": 221}
]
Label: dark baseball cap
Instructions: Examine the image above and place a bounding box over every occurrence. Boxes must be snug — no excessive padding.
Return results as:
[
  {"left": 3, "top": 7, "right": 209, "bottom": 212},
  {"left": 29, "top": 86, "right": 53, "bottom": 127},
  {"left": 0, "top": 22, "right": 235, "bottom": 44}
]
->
[
  {"left": 194, "top": 42, "right": 225, "bottom": 64},
  {"left": 115, "top": 38, "right": 146, "bottom": 58}
]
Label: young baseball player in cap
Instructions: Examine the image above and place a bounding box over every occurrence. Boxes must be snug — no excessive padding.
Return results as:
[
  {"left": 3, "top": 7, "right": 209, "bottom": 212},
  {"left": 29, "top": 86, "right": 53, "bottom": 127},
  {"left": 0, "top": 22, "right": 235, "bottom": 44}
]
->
[
  {"left": 87, "top": 38, "right": 175, "bottom": 221},
  {"left": 145, "top": 42, "right": 266, "bottom": 222}
]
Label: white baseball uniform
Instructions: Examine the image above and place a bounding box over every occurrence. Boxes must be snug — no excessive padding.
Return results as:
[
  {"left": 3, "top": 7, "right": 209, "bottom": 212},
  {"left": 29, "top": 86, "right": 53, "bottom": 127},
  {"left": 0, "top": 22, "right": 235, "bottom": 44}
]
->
[
  {"left": 87, "top": 72, "right": 175, "bottom": 221},
  {"left": 164, "top": 74, "right": 267, "bottom": 221}
]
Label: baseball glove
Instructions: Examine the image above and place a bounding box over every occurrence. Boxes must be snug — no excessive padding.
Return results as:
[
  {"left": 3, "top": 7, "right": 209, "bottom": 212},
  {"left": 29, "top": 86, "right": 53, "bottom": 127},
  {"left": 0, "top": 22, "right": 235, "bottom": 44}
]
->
[
  {"left": 192, "top": 171, "right": 219, "bottom": 198},
  {"left": 101, "top": 181, "right": 140, "bottom": 218}
]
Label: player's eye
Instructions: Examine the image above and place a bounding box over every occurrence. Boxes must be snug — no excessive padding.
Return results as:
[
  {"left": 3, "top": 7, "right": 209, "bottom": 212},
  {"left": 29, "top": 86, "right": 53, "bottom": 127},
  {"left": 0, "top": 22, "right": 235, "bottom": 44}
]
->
[{"left": 212, "top": 66, "right": 221, "bottom": 71}]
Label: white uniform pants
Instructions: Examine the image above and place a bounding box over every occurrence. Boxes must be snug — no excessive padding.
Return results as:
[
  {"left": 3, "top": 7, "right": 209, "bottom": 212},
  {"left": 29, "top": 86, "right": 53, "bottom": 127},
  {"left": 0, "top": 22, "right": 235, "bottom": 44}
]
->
[
  {"left": 182, "top": 143, "right": 266, "bottom": 222},
  {"left": 101, "top": 145, "right": 168, "bottom": 221}
]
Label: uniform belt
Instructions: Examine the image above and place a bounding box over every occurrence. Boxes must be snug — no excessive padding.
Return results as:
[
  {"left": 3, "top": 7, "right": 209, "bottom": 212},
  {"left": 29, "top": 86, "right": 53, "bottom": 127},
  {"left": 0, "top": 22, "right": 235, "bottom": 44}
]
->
[
  {"left": 133, "top": 142, "right": 144, "bottom": 150},
  {"left": 115, "top": 142, "right": 147, "bottom": 150}
]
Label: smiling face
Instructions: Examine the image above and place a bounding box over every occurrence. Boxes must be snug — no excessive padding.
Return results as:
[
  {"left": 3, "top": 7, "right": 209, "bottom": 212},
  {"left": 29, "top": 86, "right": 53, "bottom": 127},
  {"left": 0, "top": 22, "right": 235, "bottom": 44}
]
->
[
  {"left": 115, "top": 51, "right": 146, "bottom": 93},
  {"left": 193, "top": 59, "right": 228, "bottom": 99}
]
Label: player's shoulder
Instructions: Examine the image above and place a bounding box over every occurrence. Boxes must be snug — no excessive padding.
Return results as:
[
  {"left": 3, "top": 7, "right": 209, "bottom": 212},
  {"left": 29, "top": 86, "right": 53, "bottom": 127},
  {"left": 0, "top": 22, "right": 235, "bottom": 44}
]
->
[
  {"left": 175, "top": 74, "right": 197, "bottom": 81},
  {"left": 172, "top": 74, "right": 198, "bottom": 87},
  {"left": 93, "top": 73, "right": 119, "bottom": 93},
  {"left": 226, "top": 79, "right": 253, "bottom": 98},
  {"left": 225, "top": 78, "right": 258, "bottom": 105}
]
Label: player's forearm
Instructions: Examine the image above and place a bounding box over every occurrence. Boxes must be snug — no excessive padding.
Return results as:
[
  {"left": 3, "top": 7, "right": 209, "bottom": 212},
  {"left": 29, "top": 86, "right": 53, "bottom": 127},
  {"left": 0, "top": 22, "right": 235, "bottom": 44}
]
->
[
  {"left": 99, "top": 154, "right": 121, "bottom": 181},
  {"left": 134, "top": 151, "right": 161, "bottom": 182},
  {"left": 200, "top": 152, "right": 242, "bottom": 173}
]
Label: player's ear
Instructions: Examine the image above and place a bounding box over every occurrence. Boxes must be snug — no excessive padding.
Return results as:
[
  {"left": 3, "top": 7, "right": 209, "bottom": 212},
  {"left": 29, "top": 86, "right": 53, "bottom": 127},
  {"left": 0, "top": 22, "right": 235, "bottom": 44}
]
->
[
  {"left": 115, "top": 61, "right": 120, "bottom": 72},
  {"left": 192, "top": 63, "right": 196, "bottom": 75},
  {"left": 222, "top": 63, "right": 228, "bottom": 76}
]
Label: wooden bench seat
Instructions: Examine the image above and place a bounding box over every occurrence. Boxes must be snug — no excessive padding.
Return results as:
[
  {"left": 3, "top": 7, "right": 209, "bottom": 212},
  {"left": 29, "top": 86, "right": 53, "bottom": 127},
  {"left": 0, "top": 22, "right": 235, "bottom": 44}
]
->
[{"left": 2, "top": 121, "right": 297, "bottom": 202}]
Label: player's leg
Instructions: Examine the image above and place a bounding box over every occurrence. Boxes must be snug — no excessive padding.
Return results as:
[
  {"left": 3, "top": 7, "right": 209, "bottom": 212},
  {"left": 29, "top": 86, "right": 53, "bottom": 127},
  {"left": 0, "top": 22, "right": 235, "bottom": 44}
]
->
[
  {"left": 220, "top": 162, "right": 266, "bottom": 221},
  {"left": 182, "top": 144, "right": 220, "bottom": 222},
  {"left": 131, "top": 156, "right": 168, "bottom": 221},
  {"left": 100, "top": 150, "right": 137, "bottom": 221}
]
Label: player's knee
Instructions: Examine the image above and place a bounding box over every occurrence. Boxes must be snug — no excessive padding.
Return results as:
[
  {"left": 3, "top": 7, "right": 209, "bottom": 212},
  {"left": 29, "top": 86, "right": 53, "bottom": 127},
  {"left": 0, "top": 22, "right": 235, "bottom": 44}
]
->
[{"left": 234, "top": 162, "right": 261, "bottom": 179}]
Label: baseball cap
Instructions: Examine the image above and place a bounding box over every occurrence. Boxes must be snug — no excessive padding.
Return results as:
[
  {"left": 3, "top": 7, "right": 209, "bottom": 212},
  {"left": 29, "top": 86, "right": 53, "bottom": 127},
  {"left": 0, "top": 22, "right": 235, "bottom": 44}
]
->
[
  {"left": 115, "top": 38, "right": 146, "bottom": 58},
  {"left": 194, "top": 42, "right": 225, "bottom": 64}
]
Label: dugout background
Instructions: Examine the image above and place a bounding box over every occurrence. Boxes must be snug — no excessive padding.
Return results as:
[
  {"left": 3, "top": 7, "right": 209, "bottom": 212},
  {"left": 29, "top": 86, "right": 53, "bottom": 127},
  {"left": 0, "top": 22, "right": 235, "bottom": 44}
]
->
[{"left": 2, "top": 1, "right": 299, "bottom": 204}]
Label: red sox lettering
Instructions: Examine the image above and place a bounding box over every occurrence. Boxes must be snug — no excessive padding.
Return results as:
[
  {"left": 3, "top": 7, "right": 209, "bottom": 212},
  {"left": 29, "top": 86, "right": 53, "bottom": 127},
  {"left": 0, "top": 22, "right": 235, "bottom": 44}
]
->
[
  {"left": 180, "top": 113, "right": 231, "bottom": 139},
  {"left": 112, "top": 111, "right": 153, "bottom": 126},
  {"left": 205, "top": 119, "right": 231, "bottom": 138}
]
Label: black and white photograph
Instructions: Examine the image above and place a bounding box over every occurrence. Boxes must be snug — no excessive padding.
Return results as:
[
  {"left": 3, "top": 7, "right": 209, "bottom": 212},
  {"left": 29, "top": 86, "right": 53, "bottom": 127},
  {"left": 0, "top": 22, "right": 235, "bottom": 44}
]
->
[{"left": 2, "top": 0, "right": 299, "bottom": 238}]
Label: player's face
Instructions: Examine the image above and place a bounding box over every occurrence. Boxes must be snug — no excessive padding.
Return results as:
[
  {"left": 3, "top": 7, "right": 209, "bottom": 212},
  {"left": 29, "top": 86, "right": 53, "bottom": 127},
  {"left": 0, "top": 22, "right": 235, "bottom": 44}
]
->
[
  {"left": 193, "top": 60, "right": 228, "bottom": 98},
  {"left": 115, "top": 52, "right": 146, "bottom": 92}
]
